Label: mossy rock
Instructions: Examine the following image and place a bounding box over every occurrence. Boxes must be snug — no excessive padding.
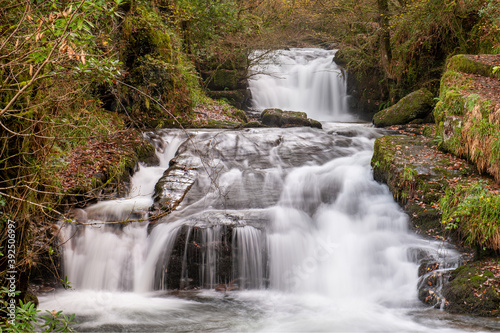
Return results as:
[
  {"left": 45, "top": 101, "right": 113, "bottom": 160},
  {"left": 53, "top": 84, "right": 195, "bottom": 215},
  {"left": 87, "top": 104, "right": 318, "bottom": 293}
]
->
[
  {"left": 261, "top": 108, "right": 283, "bottom": 127},
  {"left": 371, "top": 134, "right": 473, "bottom": 239},
  {"left": 231, "top": 109, "right": 248, "bottom": 123},
  {"left": 373, "top": 89, "right": 435, "bottom": 127},
  {"left": 242, "top": 121, "right": 266, "bottom": 128},
  {"left": 310, "top": 119, "right": 323, "bottom": 129},
  {"left": 206, "top": 90, "right": 248, "bottom": 109},
  {"left": 205, "top": 119, "right": 241, "bottom": 129},
  {"left": 442, "top": 259, "right": 500, "bottom": 317},
  {"left": 260, "top": 109, "right": 322, "bottom": 129},
  {"left": 446, "top": 54, "right": 500, "bottom": 80},
  {"left": 280, "top": 111, "right": 310, "bottom": 127},
  {"left": 136, "top": 140, "right": 159, "bottom": 166}
]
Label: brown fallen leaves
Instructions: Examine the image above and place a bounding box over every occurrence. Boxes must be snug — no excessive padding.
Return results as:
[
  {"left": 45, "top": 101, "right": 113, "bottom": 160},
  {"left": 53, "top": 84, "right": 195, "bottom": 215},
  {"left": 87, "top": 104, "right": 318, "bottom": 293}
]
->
[{"left": 57, "top": 130, "right": 140, "bottom": 192}]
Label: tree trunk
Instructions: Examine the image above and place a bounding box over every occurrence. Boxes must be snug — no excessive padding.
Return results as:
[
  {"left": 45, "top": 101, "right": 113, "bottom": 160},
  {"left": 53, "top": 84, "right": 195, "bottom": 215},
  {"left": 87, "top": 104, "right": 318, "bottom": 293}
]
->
[{"left": 377, "top": 0, "right": 393, "bottom": 79}]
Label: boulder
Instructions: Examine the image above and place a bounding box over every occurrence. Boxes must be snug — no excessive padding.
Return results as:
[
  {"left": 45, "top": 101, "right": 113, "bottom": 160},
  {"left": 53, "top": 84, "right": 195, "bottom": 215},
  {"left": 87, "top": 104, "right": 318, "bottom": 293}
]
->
[
  {"left": 373, "top": 89, "right": 434, "bottom": 127},
  {"left": 280, "top": 111, "right": 311, "bottom": 127},
  {"left": 261, "top": 109, "right": 322, "bottom": 129},
  {"left": 261, "top": 108, "right": 283, "bottom": 127}
]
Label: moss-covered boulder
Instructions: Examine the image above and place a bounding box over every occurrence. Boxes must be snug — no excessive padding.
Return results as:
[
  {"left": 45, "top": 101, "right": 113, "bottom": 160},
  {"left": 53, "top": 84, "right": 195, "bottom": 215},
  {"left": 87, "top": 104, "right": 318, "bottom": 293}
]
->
[
  {"left": 261, "top": 108, "right": 283, "bottom": 127},
  {"left": 442, "top": 259, "right": 500, "bottom": 317},
  {"left": 373, "top": 89, "right": 434, "bottom": 127},
  {"left": 261, "top": 109, "right": 322, "bottom": 129},
  {"left": 281, "top": 111, "right": 311, "bottom": 127}
]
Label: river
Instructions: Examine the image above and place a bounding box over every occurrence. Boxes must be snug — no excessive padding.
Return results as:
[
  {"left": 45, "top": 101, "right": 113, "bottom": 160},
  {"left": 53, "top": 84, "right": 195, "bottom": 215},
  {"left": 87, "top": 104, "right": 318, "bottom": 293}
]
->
[{"left": 38, "top": 49, "right": 500, "bottom": 332}]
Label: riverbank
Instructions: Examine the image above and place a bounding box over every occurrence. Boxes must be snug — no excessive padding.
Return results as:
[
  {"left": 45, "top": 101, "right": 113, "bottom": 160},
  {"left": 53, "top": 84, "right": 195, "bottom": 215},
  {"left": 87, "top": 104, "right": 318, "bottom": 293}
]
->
[{"left": 370, "top": 53, "right": 500, "bottom": 317}]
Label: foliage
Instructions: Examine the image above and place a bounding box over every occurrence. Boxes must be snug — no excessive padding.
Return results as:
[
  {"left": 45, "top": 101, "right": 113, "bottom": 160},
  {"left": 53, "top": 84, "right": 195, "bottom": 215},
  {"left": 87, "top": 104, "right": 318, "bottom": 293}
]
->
[
  {"left": 440, "top": 181, "right": 500, "bottom": 251},
  {"left": 0, "top": 0, "right": 138, "bottom": 322},
  {"left": 0, "top": 287, "right": 75, "bottom": 332}
]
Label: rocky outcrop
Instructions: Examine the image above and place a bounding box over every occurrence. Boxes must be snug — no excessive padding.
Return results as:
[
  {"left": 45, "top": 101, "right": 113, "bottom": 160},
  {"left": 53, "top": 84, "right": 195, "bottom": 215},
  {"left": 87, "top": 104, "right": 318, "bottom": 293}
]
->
[
  {"left": 200, "top": 56, "right": 250, "bottom": 109},
  {"left": 434, "top": 54, "right": 500, "bottom": 183},
  {"left": 152, "top": 150, "right": 201, "bottom": 215},
  {"left": 373, "top": 89, "right": 435, "bottom": 127},
  {"left": 371, "top": 124, "right": 500, "bottom": 316},
  {"left": 371, "top": 127, "right": 475, "bottom": 239},
  {"left": 261, "top": 109, "right": 322, "bottom": 129}
]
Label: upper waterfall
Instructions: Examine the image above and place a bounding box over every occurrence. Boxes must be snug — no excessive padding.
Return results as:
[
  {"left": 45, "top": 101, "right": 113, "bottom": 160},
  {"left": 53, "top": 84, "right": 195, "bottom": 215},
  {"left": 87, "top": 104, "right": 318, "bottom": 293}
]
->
[{"left": 248, "top": 48, "right": 353, "bottom": 121}]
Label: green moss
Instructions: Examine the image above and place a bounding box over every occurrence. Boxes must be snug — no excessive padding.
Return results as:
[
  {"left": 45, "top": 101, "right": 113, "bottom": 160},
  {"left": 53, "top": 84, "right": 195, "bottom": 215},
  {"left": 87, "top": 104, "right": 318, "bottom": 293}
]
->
[
  {"left": 203, "top": 69, "right": 240, "bottom": 91},
  {"left": 205, "top": 119, "right": 241, "bottom": 129},
  {"left": 443, "top": 259, "right": 500, "bottom": 317},
  {"left": 122, "top": 5, "right": 176, "bottom": 63},
  {"left": 446, "top": 54, "right": 500, "bottom": 80},
  {"left": 206, "top": 90, "right": 247, "bottom": 109},
  {"left": 231, "top": 109, "right": 248, "bottom": 123},
  {"left": 261, "top": 109, "right": 283, "bottom": 127},
  {"left": 373, "top": 89, "right": 434, "bottom": 127}
]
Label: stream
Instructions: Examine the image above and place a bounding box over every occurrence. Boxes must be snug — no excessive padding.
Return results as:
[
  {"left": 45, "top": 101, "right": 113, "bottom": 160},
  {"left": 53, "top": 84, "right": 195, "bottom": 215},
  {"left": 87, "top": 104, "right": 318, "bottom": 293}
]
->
[{"left": 38, "top": 49, "right": 500, "bottom": 332}]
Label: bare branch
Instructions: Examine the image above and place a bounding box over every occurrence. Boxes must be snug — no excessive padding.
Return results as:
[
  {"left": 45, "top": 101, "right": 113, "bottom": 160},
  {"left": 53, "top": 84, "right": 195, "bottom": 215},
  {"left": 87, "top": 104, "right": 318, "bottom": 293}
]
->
[{"left": 0, "top": 0, "right": 86, "bottom": 117}]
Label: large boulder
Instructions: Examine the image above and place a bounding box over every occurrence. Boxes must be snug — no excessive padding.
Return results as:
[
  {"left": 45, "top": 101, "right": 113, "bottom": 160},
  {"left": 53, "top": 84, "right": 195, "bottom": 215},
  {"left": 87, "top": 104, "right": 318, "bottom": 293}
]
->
[
  {"left": 261, "top": 109, "right": 322, "bottom": 129},
  {"left": 261, "top": 108, "right": 283, "bottom": 126},
  {"left": 373, "top": 89, "right": 434, "bottom": 127}
]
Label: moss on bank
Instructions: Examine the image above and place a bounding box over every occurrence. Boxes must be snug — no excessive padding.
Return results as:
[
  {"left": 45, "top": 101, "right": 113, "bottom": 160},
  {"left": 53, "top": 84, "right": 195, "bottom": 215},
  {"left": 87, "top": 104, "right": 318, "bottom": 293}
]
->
[
  {"left": 442, "top": 258, "right": 500, "bottom": 317},
  {"left": 434, "top": 56, "right": 500, "bottom": 183},
  {"left": 371, "top": 126, "right": 500, "bottom": 316}
]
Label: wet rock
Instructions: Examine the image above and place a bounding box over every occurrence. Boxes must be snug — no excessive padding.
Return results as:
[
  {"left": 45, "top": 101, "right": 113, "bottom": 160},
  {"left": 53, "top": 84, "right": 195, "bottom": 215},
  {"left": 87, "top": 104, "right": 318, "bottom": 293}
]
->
[
  {"left": 152, "top": 155, "right": 200, "bottom": 214},
  {"left": 418, "top": 269, "right": 452, "bottom": 307},
  {"left": 261, "top": 108, "right": 283, "bottom": 126},
  {"left": 371, "top": 134, "right": 470, "bottom": 237},
  {"left": 280, "top": 111, "right": 311, "bottom": 127},
  {"left": 373, "top": 89, "right": 434, "bottom": 127},
  {"left": 441, "top": 259, "right": 500, "bottom": 317},
  {"left": 261, "top": 109, "right": 322, "bottom": 129}
]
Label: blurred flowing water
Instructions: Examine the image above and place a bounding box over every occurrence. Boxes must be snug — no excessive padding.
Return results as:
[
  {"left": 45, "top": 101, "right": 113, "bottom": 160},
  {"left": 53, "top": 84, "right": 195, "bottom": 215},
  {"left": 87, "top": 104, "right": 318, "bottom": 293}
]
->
[
  {"left": 38, "top": 49, "right": 499, "bottom": 332},
  {"left": 248, "top": 48, "right": 353, "bottom": 121}
]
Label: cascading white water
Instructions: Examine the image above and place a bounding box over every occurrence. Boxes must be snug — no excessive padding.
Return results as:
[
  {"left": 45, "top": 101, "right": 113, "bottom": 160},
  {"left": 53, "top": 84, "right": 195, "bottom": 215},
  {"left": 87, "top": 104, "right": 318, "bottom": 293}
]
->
[
  {"left": 248, "top": 48, "right": 353, "bottom": 121},
  {"left": 59, "top": 133, "right": 184, "bottom": 292},
  {"left": 38, "top": 49, "right": 499, "bottom": 332},
  {"left": 233, "top": 226, "right": 266, "bottom": 289}
]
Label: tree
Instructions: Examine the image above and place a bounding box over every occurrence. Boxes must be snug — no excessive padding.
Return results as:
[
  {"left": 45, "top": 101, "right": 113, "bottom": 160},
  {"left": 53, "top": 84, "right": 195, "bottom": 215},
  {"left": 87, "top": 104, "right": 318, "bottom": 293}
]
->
[{"left": 0, "top": 0, "right": 127, "bottom": 316}]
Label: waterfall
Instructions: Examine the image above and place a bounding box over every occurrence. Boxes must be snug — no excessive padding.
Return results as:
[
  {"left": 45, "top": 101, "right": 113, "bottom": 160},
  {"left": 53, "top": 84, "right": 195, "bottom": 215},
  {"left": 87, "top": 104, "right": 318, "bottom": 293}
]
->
[
  {"left": 39, "top": 50, "right": 496, "bottom": 333},
  {"left": 60, "top": 132, "right": 184, "bottom": 292},
  {"left": 248, "top": 48, "right": 353, "bottom": 121}
]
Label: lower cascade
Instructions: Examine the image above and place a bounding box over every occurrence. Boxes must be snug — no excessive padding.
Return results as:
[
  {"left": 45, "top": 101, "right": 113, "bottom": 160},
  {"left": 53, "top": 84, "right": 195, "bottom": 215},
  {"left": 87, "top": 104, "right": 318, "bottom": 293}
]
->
[{"left": 38, "top": 49, "right": 496, "bottom": 332}]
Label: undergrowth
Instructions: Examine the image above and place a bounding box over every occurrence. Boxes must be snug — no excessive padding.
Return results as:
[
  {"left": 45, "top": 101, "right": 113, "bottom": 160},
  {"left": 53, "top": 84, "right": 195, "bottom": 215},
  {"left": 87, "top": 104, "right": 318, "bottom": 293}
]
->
[{"left": 441, "top": 181, "right": 500, "bottom": 252}]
